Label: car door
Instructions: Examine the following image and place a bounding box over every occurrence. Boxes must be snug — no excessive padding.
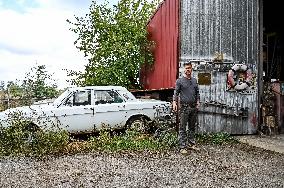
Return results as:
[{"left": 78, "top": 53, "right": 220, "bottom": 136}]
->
[
  {"left": 93, "top": 90, "right": 126, "bottom": 130},
  {"left": 54, "top": 89, "right": 95, "bottom": 133}
]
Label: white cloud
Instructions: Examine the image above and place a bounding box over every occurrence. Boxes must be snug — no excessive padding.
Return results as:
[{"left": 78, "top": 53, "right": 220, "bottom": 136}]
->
[
  {"left": 0, "top": 0, "right": 90, "bottom": 89},
  {"left": 34, "top": 0, "right": 90, "bottom": 16}
]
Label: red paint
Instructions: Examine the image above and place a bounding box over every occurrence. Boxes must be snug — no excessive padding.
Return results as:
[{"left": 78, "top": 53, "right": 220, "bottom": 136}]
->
[{"left": 140, "top": 0, "right": 180, "bottom": 90}]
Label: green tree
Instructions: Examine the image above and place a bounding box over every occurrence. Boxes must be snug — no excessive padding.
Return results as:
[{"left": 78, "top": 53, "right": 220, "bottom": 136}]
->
[
  {"left": 7, "top": 80, "right": 24, "bottom": 98},
  {"left": 0, "top": 81, "right": 4, "bottom": 91},
  {"left": 67, "top": 0, "right": 159, "bottom": 89},
  {"left": 2, "top": 65, "right": 59, "bottom": 109},
  {"left": 21, "top": 65, "right": 59, "bottom": 100}
]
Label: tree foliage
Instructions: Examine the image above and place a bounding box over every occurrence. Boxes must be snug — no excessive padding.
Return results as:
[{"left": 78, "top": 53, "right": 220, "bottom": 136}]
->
[
  {"left": 67, "top": 0, "right": 159, "bottom": 89},
  {"left": 6, "top": 65, "right": 59, "bottom": 102},
  {"left": 21, "top": 65, "right": 59, "bottom": 100},
  {"left": 0, "top": 65, "right": 59, "bottom": 110},
  {"left": 0, "top": 81, "right": 4, "bottom": 91},
  {"left": 7, "top": 80, "right": 23, "bottom": 98}
]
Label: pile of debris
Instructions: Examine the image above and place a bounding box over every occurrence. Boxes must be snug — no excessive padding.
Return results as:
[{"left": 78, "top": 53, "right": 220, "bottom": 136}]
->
[{"left": 260, "top": 82, "right": 277, "bottom": 135}]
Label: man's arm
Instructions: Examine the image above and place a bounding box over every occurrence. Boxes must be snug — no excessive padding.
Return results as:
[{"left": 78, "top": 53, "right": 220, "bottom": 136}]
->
[
  {"left": 195, "top": 81, "right": 200, "bottom": 109},
  {"left": 173, "top": 79, "right": 181, "bottom": 111}
]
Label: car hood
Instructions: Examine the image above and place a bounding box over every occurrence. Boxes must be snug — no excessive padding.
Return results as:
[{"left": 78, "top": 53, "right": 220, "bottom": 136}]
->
[
  {"left": 4, "top": 103, "right": 53, "bottom": 113},
  {"left": 138, "top": 98, "right": 169, "bottom": 103},
  {"left": 138, "top": 99, "right": 171, "bottom": 107}
]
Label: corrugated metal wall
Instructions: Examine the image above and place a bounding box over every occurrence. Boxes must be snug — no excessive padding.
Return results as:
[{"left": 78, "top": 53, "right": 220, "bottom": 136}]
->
[
  {"left": 141, "top": 0, "right": 179, "bottom": 90},
  {"left": 180, "top": 0, "right": 260, "bottom": 134}
]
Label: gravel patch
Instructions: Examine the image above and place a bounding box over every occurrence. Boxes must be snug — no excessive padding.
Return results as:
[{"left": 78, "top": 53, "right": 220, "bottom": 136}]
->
[{"left": 0, "top": 143, "right": 283, "bottom": 188}]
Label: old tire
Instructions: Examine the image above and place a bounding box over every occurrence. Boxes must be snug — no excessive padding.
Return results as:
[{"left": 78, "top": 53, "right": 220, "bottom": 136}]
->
[
  {"left": 23, "top": 123, "right": 40, "bottom": 143},
  {"left": 127, "top": 117, "right": 147, "bottom": 133}
]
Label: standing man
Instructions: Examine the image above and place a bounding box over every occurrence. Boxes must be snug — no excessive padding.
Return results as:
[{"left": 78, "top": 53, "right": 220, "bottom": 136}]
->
[{"left": 173, "top": 62, "right": 200, "bottom": 154}]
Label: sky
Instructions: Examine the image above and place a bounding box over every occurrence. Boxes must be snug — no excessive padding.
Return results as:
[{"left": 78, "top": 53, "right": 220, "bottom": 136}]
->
[{"left": 0, "top": 0, "right": 117, "bottom": 89}]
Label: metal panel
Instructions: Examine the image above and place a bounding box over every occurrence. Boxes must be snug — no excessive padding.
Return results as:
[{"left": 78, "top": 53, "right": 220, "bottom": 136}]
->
[
  {"left": 140, "top": 0, "right": 180, "bottom": 90},
  {"left": 180, "top": 0, "right": 260, "bottom": 134}
]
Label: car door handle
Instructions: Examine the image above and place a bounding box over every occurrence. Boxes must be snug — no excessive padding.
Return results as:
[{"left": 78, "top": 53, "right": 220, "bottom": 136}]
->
[
  {"left": 84, "top": 107, "right": 95, "bottom": 115},
  {"left": 84, "top": 107, "right": 94, "bottom": 110}
]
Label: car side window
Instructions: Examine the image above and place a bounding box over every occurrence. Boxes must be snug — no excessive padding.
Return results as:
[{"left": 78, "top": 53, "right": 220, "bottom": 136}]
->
[
  {"left": 94, "top": 90, "right": 124, "bottom": 105},
  {"left": 64, "top": 90, "right": 91, "bottom": 106},
  {"left": 73, "top": 90, "right": 91, "bottom": 106},
  {"left": 108, "top": 90, "right": 124, "bottom": 103}
]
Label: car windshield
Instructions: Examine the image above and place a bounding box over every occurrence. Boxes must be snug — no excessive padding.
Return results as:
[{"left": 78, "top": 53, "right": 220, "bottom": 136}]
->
[{"left": 53, "top": 89, "right": 70, "bottom": 107}]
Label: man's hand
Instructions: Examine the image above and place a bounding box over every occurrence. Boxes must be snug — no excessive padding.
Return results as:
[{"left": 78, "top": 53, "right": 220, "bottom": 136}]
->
[
  {"left": 172, "top": 101, "right": 178, "bottom": 112},
  {"left": 196, "top": 101, "right": 200, "bottom": 109}
]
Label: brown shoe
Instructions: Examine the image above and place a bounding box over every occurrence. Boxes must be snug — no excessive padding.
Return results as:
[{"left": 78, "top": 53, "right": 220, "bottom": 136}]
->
[{"left": 180, "top": 148, "right": 188, "bottom": 154}]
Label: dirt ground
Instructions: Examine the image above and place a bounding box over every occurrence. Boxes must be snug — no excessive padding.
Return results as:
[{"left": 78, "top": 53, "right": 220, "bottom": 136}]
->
[{"left": 235, "top": 134, "right": 284, "bottom": 154}]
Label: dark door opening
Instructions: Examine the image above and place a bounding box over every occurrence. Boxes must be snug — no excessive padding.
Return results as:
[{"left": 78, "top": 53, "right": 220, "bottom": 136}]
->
[
  {"left": 263, "top": 0, "right": 284, "bottom": 81},
  {"left": 262, "top": 0, "right": 284, "bottom": 134}
]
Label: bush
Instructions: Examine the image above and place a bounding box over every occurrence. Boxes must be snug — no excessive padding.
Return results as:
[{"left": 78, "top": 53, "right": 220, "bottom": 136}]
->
[{"left": 0, "top": 111, "right": 69, "bottom": 157}]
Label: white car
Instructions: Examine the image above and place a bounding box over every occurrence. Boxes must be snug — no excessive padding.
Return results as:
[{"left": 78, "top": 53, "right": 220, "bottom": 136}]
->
[{"left": 0, "top": 86, "right": 172, "bottom": 133}]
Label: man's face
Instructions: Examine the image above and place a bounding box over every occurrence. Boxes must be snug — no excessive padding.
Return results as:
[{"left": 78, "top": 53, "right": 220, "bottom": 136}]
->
[{"left": 184, "top": 64, "right": 192, "bottom": 77}]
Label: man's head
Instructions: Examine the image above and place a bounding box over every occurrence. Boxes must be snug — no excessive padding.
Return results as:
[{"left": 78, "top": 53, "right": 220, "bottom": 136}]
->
[{"left": 184, "top": 62, "right": 192, "bottom": 78}]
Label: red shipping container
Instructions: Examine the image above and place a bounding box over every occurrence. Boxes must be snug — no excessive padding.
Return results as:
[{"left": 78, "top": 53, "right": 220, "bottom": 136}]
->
[{"left": 140, "top": 0, "right": 180, "bottom": 90}]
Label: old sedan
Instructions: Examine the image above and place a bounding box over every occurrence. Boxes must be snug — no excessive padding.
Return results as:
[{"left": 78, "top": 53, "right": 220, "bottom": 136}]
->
[{"left": 0, "top": 86, "right": 172, "bottom": 133}]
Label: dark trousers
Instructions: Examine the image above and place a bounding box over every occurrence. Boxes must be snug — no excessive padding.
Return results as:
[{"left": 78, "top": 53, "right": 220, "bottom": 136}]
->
[{"left": 179, "top": 105, "right": 198, "bottom": 149}]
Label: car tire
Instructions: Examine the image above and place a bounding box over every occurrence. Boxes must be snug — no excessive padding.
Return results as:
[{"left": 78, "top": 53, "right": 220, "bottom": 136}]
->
[
  {"left": 127, "top": 116, "right": 147, "bottom": 133},
  {"left": 23, "top": 123, "right": 40, "bottom": 143}
]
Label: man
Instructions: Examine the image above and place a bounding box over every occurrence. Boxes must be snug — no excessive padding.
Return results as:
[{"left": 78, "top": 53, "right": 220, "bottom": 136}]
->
[{"left": 173, "top": 62, "right": 200, "bottom": 154}]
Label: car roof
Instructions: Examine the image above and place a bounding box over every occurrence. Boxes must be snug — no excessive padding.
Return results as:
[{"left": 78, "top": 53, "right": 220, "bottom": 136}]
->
[{"left": 67, "top": 86, "right": 128, "bottom": 91}]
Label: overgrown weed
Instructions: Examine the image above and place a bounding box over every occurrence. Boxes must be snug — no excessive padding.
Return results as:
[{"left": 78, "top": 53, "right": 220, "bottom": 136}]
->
[
  {"left": 196, "top": 132, "right": 238, "bottom": 145},
  {"left": 0, "top": 112, "right": 238, "bottom": 157}
]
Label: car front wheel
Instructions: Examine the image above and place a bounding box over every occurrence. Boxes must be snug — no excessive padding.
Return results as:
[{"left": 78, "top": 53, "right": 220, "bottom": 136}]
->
[
  {"left": 127, "top": 116, "right": 147, "bottom": 133},
  {"left": 23, "top": 122, "right": 40, "bottom": 143}
]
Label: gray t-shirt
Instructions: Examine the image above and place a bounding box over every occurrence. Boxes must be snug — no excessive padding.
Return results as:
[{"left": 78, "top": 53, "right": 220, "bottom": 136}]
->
[{"left": 173, "top": 76, "right": 200, "bottom": 104}]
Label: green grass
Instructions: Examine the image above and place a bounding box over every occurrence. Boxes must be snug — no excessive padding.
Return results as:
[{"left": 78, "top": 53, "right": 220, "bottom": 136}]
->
[
  {"left": 196, "top": 132, "right": 238, "bottom": 145},
  {"left": 88, "top": 129, "right": 178, "bottom": 152}
]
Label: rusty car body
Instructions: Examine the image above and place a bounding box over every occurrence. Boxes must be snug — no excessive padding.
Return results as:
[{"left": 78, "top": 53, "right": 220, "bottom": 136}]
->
[{"left": 0, "top": 86, "right": 172, "bottom": 133}]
